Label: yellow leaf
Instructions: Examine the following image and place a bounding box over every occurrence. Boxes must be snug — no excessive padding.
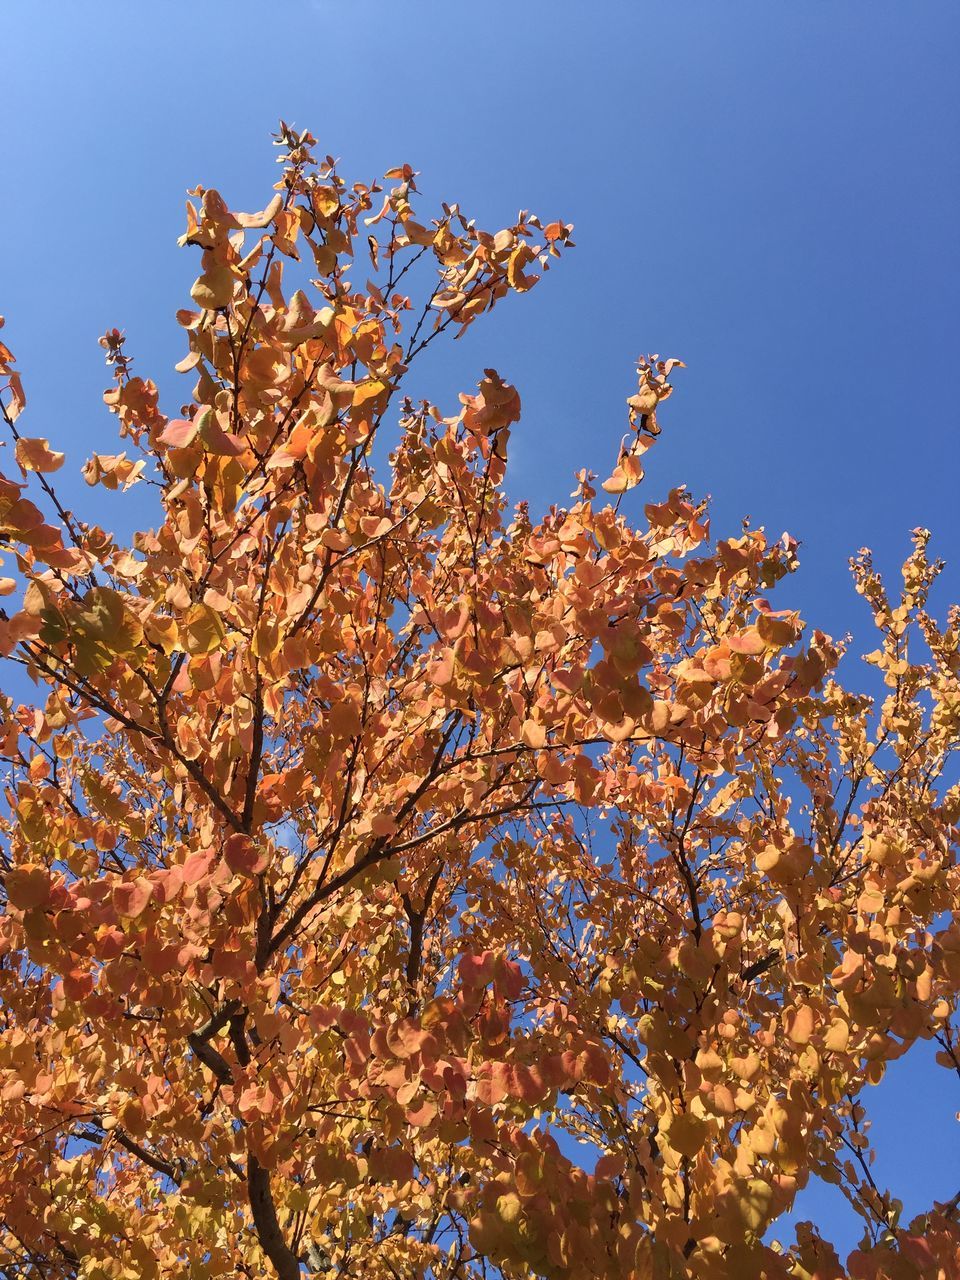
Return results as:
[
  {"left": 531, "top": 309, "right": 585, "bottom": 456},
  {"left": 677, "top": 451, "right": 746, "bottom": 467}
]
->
[
  {"left": 755, "top": 845, "right": 780, "bottom": 874},
  {"left": 181, "top": 603, "right": 226, "bottom": 656},
  {"left": 190, "top": 263, "right": 237, "bottom": 310},
  {"left": 496, "top": 1192, "right": 522, "bottom": 1226},
  {"left": 824, "top": 1019, "right": 849, "bottom": 1053},
  {"left": 352, "top": 378, "right": 389, "bottom": 408},
  {"left": 739, "top": 1177, "right": 774, "bottom": 1232},
  {"left": 144, "top": 612, "right": 180, "bottom": 655},
  {"left": 666, "top": 1112, "right": 708, "bottom": 1158}
]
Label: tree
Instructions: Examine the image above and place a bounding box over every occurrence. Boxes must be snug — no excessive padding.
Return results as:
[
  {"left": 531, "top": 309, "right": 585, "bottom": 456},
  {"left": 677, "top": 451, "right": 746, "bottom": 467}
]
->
[{"left": 0, "top": 124, "right": 957, "bottom": 1280}]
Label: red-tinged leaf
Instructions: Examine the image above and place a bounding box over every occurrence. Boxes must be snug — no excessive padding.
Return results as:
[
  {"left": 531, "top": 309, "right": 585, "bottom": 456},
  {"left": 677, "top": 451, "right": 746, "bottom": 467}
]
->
[
  {"left": 113, "top": 877, "right": 154, "bottom": 919},
  {"left": 395, "top": 1079, "right": 420, "bottom": 1107},
  {"left": 384, "top": 1020, "right": 434, "bottom": 1060},
  {"left": 594, "top": 1153, "right": 626, "bottom": 1179},
  {"left": 727, "top": 628, "right": 766, "bottom": 655},
  {"left": 62, "top": 967, "right": 94, "bottom": 1000},
  {"left": 560, "top": 1050, "right": 580, "bottom": 1084},
  {"left": 181, "top": 851, "right": 214, "bottom": 885},
  {"left": 509, "top": 1063, "right": 549, "bottom": 1103},
  {"left": 430, "top": 649, "right": 456, "bottom": 687},
  {"left": 158, "top": 418, "right": 200, "bottom": 449},
  {"left": 238, "top": 1085, "right": 262, "bottom": 1117},
  {"left": 369, "top": 812, "right": 398, "bottom": 838},
  {"left": 197, "top": 407, "right": 244, "bottom": 457},
  {"left": 494, "top": 956, "right": 524, "bottom": 1000},
  {"left": 474, "top": 1061, "right": 510, "bottom": 1106},
  {"left": 5, "top": 864, "right": 51, "bottom": 910},
  {"left": 152, "top": 865, "right": 184, "bottom": 903},
  {"left": 405, "top": 1098, "right": 437, "bottom": 1127},
  {"left": 223, "top": 833, "right": 268, "bottom": 876},
  {"left": 576, "top": 1045, "right": 610, "bottom": 1085},
  {"left": 459, "top": 952, "right": 495, "bottom": 988}
]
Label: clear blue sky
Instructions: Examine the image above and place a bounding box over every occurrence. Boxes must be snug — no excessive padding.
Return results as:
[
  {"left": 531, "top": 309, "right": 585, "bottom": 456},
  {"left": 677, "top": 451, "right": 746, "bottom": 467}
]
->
[{"left": 4, "top": 0, "right": 959, "bottom": 1256}]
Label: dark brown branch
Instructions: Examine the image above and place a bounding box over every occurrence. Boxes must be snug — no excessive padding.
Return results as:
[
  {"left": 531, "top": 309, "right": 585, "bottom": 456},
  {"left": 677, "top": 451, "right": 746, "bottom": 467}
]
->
[
  {"left": 187, "top": 1001, "right": 240, "bottom": 1084},
  {"left": 247, "top": 1156, "right": 300, "bottom": 1280},
  {"left": 76, "top": 1126, "right": 181, "bottom": 1184},
  {"left": 739, "top": 952, "right": 782, "bottom": 985}
]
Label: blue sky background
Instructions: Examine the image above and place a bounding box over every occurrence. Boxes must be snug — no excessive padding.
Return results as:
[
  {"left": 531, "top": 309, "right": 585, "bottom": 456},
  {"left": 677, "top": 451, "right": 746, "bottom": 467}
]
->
[{"left": 4, "top": 0, "right": 958, "bottom": 1256}]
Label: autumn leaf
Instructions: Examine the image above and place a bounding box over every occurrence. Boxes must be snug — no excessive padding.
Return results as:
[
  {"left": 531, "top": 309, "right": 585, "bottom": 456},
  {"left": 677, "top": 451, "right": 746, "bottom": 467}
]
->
[
  {"left": 159, "top": 417, "right": 200, "bottom": 449},
  {"left": 223, "top": 833, "right": 269, "bottom": 877},
  {"left": 14, "top": 437, "right": 65, "bottom": 474},
  {"left": 5, "top": 864, "right": 50, "bottom": 910},
  {"left": 785, "top": 1003, "right": 816, "bottom": 1046},
  {"left": 112, "top": 877, "right": 154, "bottom": 919},
  {"left": 191, "top": 261, "right": 237, "bottom": 310},
  {"left": 181, "top": 602, "right": 226, "bottom": 655}
]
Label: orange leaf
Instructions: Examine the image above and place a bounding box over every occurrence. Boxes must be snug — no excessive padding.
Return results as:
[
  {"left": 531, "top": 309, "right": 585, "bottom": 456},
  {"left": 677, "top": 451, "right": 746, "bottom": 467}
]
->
[
  {"left": 15, "top": 437, "right": 65, "bottom": 475},
  {"left": 5, "top": 864, "right": 51, "bottom": 910},
  {"left": 785, "top": 1004, "right": 816, "bottom": 1046}
]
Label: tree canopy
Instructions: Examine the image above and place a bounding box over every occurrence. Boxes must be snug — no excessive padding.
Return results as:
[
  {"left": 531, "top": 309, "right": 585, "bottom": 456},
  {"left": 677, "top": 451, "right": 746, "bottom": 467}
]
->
[{"left": 0, "top": 126, "right": 958, "bottom": 1280}]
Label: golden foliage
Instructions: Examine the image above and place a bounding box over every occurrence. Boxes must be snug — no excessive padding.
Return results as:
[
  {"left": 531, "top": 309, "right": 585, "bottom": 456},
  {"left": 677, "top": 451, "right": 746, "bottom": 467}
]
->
[{"left": 0, "top": 125, "right": 956, "bottom": 1280}]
